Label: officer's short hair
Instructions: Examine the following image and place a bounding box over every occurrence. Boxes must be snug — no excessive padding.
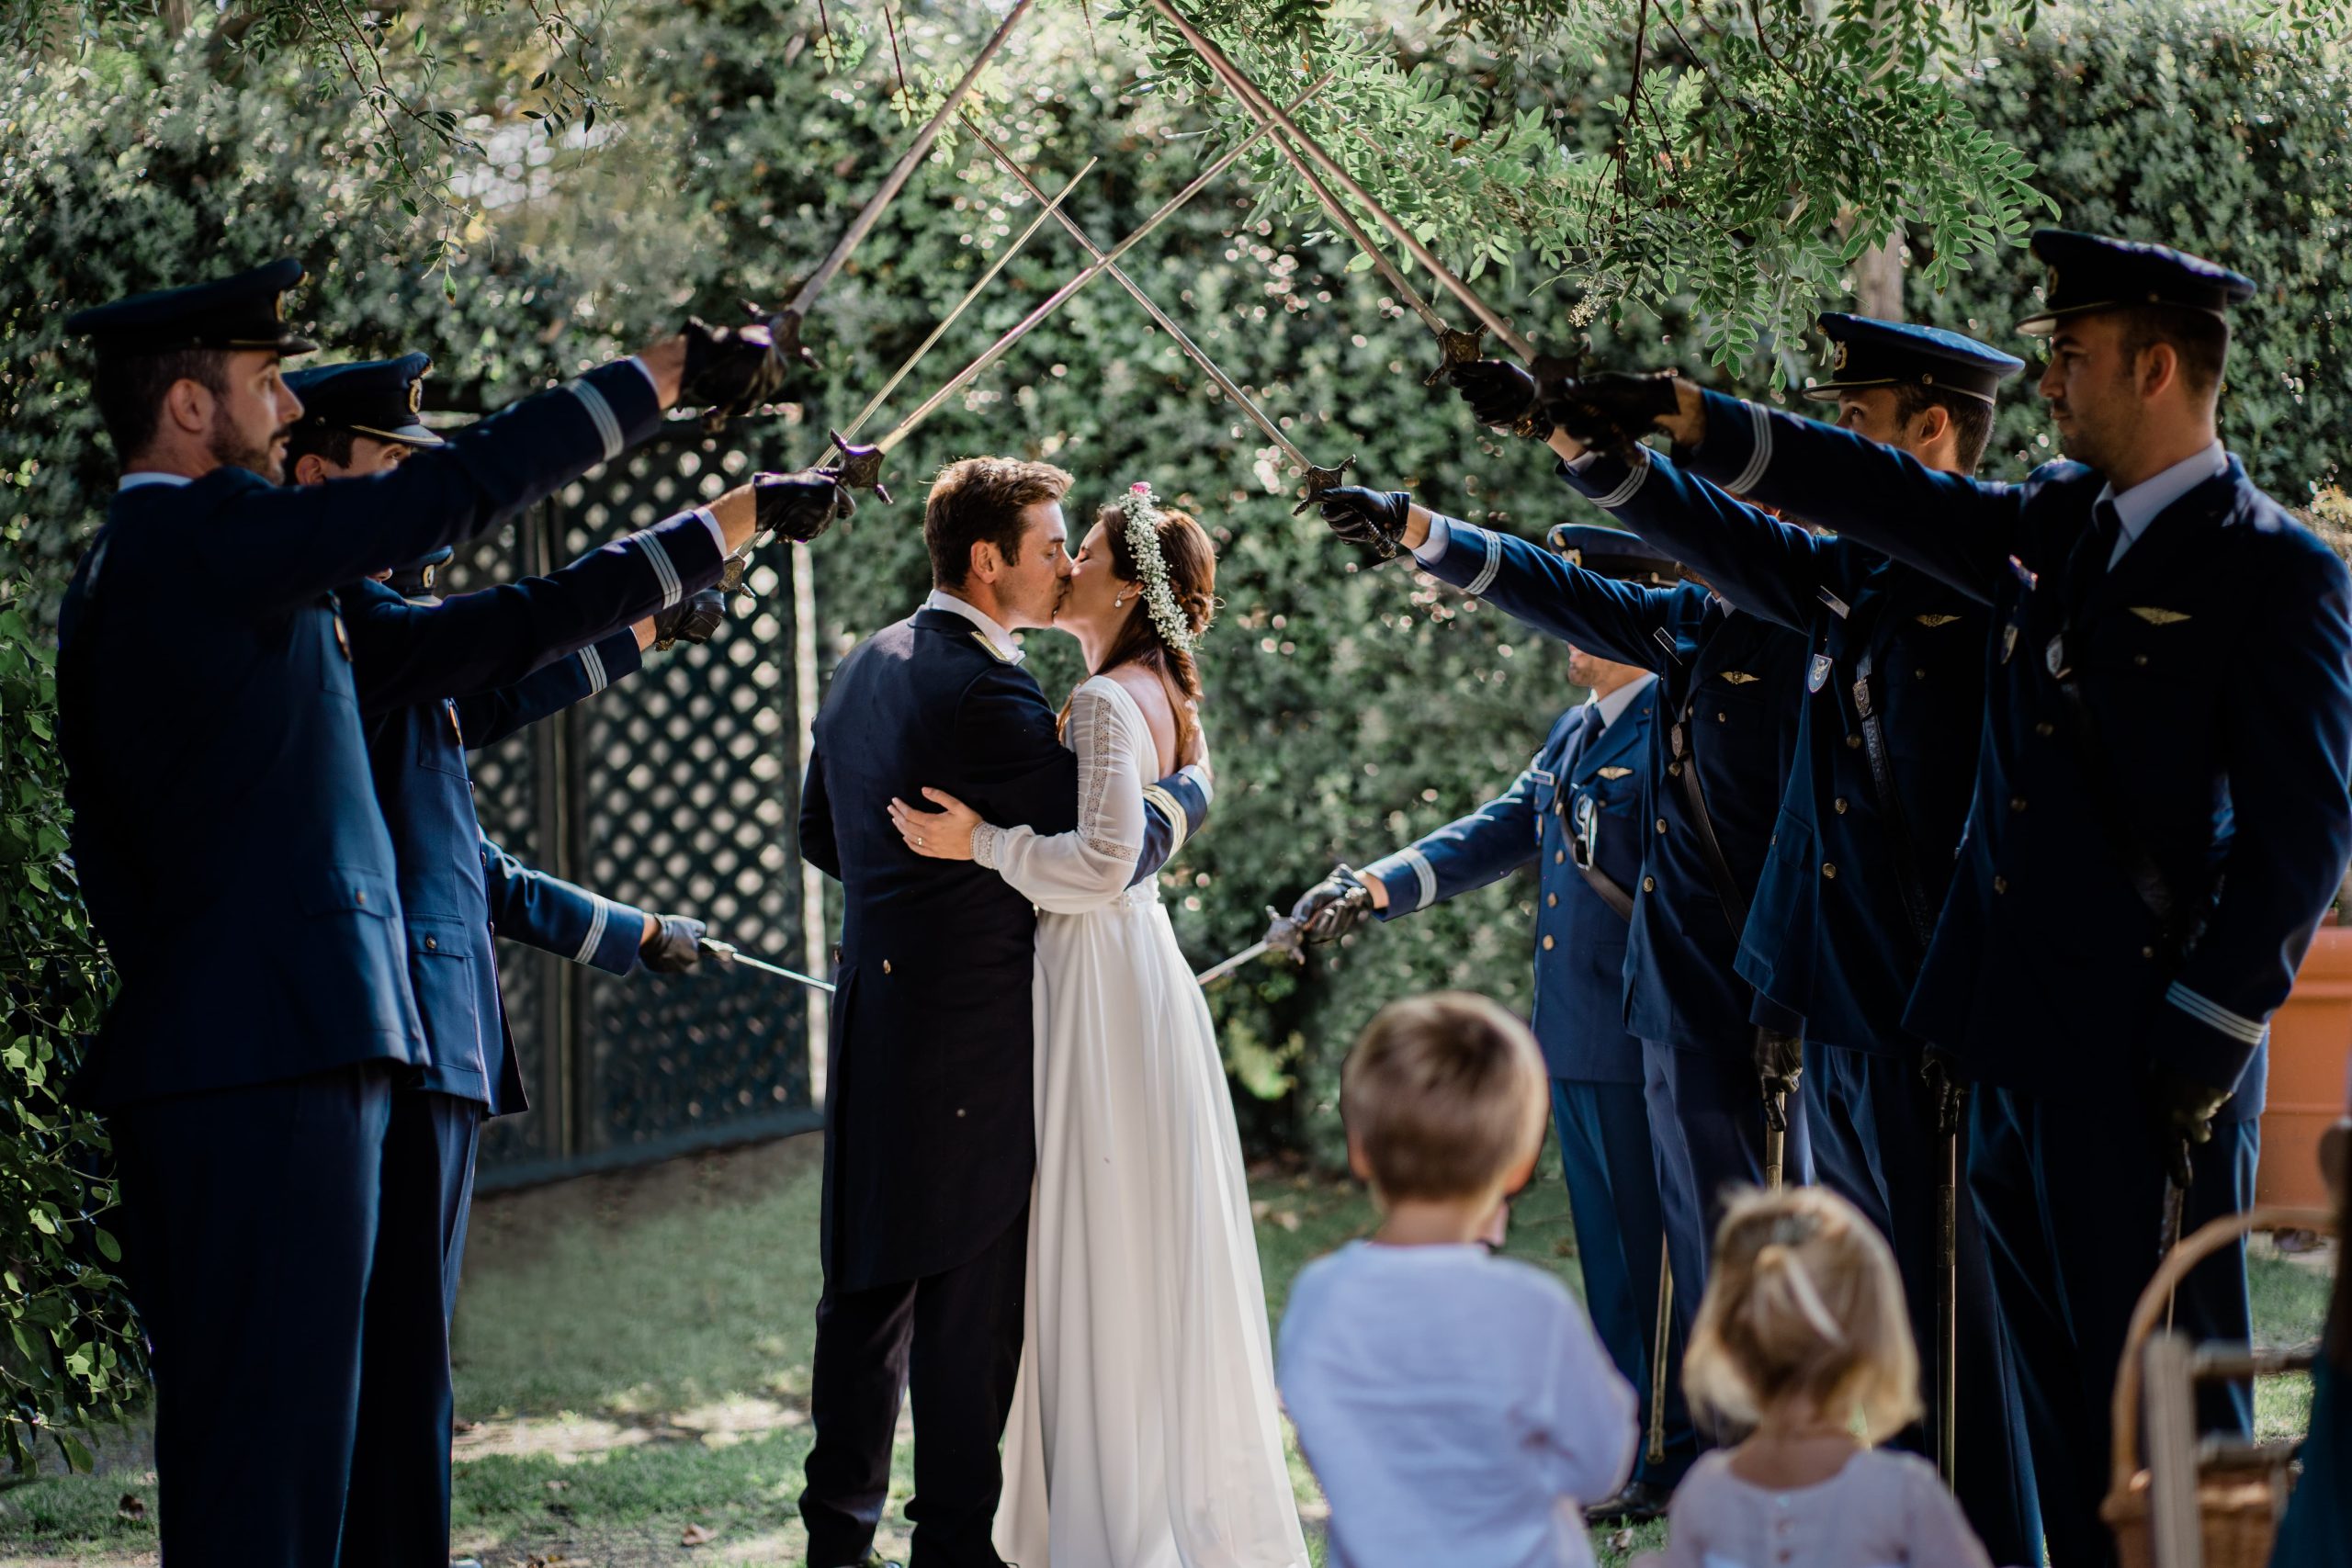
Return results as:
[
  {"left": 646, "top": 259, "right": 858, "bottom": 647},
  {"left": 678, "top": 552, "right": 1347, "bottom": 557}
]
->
[
  {"left": 283, "top": 422, "right": 359, "bottom": 472},
  {"left": 924, "top": 457, "right": 1074, "bottom": 590},
  {"left": 90, "top": 347, "right": 232, "bottom": 461},
  {"left": 1888, "top": 382, "right": 1996, "bottom": 473},
  {"left": 2116, "top": 304, "right": 2231, "bottom": 400},
  {"left": 1340, "top": 992, "right": 1548, "bottom": 1203}
]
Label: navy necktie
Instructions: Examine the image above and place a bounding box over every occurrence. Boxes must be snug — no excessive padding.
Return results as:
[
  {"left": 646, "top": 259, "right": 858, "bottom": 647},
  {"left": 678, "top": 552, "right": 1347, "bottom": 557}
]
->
[
  {"left": 2067, "top": 498, "right": 2125, "bottom": 625},
  {"left": 1568, "top": 701, "right": 1603, "bottom": 767}
]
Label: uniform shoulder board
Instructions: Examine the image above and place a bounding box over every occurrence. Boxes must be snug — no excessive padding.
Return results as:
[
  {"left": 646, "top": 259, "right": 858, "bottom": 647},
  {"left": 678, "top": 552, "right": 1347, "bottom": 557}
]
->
[
  {"left": 1720, "top": 670, "right": 1758, "bottom": 684},
  {"left": 1597, "top": 765, "right": 1634, "bottom": 780},
  {"left": 968, "top": 629, "right": 1018, "bottom": 662},
  {"left": 1914, "top": 613, "right": 1963, "bottom": 627},
  {"left": 2130, "top": 606, "right": 2192, "bottom": 626}
]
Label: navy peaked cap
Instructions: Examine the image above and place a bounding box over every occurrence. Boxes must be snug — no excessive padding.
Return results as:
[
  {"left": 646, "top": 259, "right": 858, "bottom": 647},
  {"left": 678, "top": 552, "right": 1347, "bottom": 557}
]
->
[
  {"left": 1547, "top": 523, "right": 1687, "bottom": 585},
  {"left": 284, "top": 352, "right": 445, "bottom": 446},
  {"left": 65, "top": 258, "right": 317, "bottom": 355},
  {"left": 2018, "top": 229, "right": 2255, "bottom": 336},
  {"left": 1804, "top": 313, "right": 2024, "bottom": 406}
]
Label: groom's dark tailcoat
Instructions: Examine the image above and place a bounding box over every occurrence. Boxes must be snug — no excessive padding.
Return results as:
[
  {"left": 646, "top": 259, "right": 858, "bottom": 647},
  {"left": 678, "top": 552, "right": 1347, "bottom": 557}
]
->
[{"left": 797, "top": 604, "right": 1207, "bottom": 1568}]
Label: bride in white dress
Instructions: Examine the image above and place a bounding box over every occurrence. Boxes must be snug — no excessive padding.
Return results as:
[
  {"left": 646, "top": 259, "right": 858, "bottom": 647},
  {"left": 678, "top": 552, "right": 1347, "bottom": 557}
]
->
[{"left": 887, "top": 484, "right": 1308, "bottom": 1568}]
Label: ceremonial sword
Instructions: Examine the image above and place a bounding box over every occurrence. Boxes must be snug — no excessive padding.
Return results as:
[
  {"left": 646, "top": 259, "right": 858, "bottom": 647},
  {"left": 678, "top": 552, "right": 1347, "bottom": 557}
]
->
[
  {"left": 765, "top": 0, "right": 1042, "bottom": 368},
  {"left": 824, "top": 77, "right": 1335, "bottom": 498},
  {"left": 1145, "top": 0, "right": 1550, "bottom": 368},
  {"left": 698, "top": 937, "right": 836, "bottom": 994},
  {"left": 964, "top": 119, "right": 1354, "bottom": 514},
  {"left": 1193, "top": 908, "right": 1311, "bottom": 987}
]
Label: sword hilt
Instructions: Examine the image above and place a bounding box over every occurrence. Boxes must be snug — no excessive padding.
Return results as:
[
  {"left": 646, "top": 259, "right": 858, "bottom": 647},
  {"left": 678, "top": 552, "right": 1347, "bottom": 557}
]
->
[
  {"left": 1422, "top": 324, "right": 1489, "bottom": 388},
  {"left": 698, "top": 937, "right": 740, "bottom": 965},
  {"left": 1290, "top": 457, "right": 1357, "bottom": 517},
  {"left": 827, "top": 429, "right": 890, "bottom": 503}
]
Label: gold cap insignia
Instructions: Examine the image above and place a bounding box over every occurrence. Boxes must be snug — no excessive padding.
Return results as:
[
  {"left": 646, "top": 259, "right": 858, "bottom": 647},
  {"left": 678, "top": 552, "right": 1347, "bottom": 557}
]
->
[
  {"left": 2130, "top": 606, "right": 2192, "bottom": 626},
  {"left": 1597, "top": 766, "right": 1634, "bottom": 780},
  {"left": 1830, "top": 341, "right": 1849, "bottom": 372},
  {"left": 1721, "top": 671, "right": 1758, "bottom": 684},
  {"left": 1914, "top": 613, "right": 1962, "bottom": 628},
  {"left": 408, "top": 379, "right": 424, "bottom": 414},
  {"left": 273, "top": 293, "right": 286, "bottom": 321}
]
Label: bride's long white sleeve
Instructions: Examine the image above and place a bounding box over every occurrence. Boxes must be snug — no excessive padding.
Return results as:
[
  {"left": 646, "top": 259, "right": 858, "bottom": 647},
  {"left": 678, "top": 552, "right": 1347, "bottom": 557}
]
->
[{"left": 972, "top": 682, "right": 1150, "bottom": 914}]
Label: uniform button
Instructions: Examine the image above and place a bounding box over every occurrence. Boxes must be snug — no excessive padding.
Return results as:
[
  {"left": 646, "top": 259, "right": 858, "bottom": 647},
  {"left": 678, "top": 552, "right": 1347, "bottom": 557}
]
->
[
  {"left": 356, "top": 890, "right": 368, "bottom": 907},
  {"left": 1643, "top": 875, "right": 1657, "bottom": 893},
  {"left": 2134, "top": 653, "right": 2150, "bottom": 667},
  {"left": 424, "top": 936, "right": 437, "bottom": 951},
  {"left": 1846, "top": 734, "right": 1861, "bottom": 750},
  {"left": 1555, "top": 850, "right": 1566, "bottom": 864},
  {"left": 1543, "top": 934, "right": 1556, "bottom": 951},
  {"left": 882, "top": 959, "right": 893, "bottom": 975},
  {"left": 1668, "top": 761, "right": 1683, "bottom": 777},
  {"left": 2036, "top": 721, "right": 2054, "bottom": 737},
  {"left": 1822, "top": 863, "right": 1837, "bottom": 879},
  {"left": 1716, "top": 711, "right": 1727, "bottom": 723},
  {"left": 1656, "top": 818, "right": 1668, "bottom": 834},
  {"left": 1546, "top": 893, "right": 1558, "bottom": 908},
  {"left": 1833, "top": 797, "right": 1849, "bottom": 814},
  {"left": 1994, "top": 875, "right": 2008, "bottom": 895},
  {"left": 1915, "top": 667, "right": 1928, "bottom": 680},
  {"left": 2143, "top": 945, "right": 2156, "bottom": 959},
  {"left": 2009, "top": 796, "right": 2027, "bottom": 813},
  {"left": 956, "top": 1107, "right": 967, "bottom": 1117}
]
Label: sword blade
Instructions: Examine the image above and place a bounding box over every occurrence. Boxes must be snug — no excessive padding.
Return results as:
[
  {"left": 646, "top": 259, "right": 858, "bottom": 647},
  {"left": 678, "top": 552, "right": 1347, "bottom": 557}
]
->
[
  {"left": 699, "top": 939, "right": 836, "bottom": 993},
  {"left": 863, "top": 77, "right": 1333, "bottom": 462},
  {"left": 840, "top": 155, "right": 1101, "bottom": 444},
  {"left": 1193, "top": 939, "right": 1271, "bottom": 987},
  {"left": 1145, "top": 0, "right": 1540, "bottom": 362},
  {"left": 784, "top": 0, "right": 1040, "bottom": 321},
  {"left": 964, "top": 120, "right": 1315, "bottom": 472}
]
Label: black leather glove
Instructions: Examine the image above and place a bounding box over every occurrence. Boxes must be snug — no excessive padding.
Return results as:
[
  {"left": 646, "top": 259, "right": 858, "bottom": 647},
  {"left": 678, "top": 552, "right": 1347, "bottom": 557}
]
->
[
  {"left": 1317, "top": 486, "right": 1415, "bottom": 560},
  {"left": 1450, "top": 359, "right": 1552, "bottom": 440},
  {"left": 639, "top": 913, "right": 709, "bottom": 975},
  {"left": 1546, "top": 371, "right": 1683, "bottom": 456},
  {"left": 752, "top": 468, "right": 854, "bottom": 544},
  {"left": 1755, "top": 1029, "right": 1804, "bottom": 1103},
  {"left": 1289, "top": 864, "right": 1374, "bottom": 945},
  {"left": 652, "top": 588, "right": 727, "bottom": 650},
  {"left": 2149, "top": 1062, "right": 2233, "bottom": 1190},
  {"left": 680, "top": 309, "right": 800, "bottom": 427}
]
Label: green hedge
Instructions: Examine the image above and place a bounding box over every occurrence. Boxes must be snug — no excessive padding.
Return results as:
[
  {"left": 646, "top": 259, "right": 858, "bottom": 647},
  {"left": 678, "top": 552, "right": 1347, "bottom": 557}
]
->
[{"left": 2, "top": 0, "right": 2348, "bottom": 1459}]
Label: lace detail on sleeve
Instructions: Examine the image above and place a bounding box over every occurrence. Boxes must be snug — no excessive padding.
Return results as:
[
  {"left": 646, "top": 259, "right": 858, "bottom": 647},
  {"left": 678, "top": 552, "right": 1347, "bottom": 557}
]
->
[
  {"left": 978, "top": 680, "right": 1151, "bottom": 914},
  {"left": 1072, "top": 684, "right": 1139, "bottom": 863}
]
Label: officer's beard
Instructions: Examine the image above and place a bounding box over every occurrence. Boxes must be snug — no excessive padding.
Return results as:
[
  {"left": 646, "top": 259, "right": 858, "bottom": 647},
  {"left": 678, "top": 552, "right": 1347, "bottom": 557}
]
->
[{"left": 208, "top": 406, "right": 295, "bottom": 485}]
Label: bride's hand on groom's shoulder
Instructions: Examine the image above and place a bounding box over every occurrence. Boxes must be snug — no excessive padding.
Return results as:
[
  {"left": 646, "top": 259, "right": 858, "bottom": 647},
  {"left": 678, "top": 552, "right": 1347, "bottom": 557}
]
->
[{"left": 889, "top": 788, "right": 981, "bottom": 862}]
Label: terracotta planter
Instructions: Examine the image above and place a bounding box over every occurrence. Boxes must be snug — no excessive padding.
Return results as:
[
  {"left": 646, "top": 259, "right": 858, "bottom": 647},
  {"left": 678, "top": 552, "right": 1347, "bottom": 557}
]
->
[{"left": 2257, "top": 925, "right": 2352, "bottom": 1209}]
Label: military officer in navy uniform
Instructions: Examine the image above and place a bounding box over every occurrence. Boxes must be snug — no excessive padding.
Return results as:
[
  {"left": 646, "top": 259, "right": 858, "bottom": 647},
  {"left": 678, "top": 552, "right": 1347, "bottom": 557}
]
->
[
  {"left": 1538, "top": 231, "right": 2352, "bottom": 1566},
  {"left": 1317, "top": 478, "right": 1813, "bottom": 1423},
  {"left": 54, "top": 259, "right": 797, "bottom": 1565},
  {"left": 1442, "top": 319, "right": 2042, "bottom": 1560},
  {"left": 278, "top": 350, "right": 844, "bottom": 1562},
  {"left": 1283, "top": 541, "right": 1693, "bottom": 1519}
]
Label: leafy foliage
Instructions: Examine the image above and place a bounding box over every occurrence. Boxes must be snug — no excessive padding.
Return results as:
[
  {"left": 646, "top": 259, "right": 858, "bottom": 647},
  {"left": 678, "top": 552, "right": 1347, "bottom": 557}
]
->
[{"left": 0, "top": 574, "right": 143, "bottom": 1474}]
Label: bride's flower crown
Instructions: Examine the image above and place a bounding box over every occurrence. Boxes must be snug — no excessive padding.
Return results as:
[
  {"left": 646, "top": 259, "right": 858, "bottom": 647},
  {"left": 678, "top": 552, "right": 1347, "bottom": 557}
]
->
[{"left": 1116, "top": 482, "right": 1197, "bottom": 656}]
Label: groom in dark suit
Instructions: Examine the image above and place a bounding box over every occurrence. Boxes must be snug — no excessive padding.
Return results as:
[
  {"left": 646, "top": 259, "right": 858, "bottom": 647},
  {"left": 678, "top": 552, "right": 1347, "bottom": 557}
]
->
[{"left": 797, "top": 457, "right": 1212, "bottom": 1568}]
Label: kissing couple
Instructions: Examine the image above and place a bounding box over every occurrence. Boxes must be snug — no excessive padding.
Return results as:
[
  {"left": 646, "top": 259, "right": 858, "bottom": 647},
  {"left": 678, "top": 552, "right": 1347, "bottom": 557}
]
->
[{"left": 797, "top": 457, "right": 1310, "bottom": 1568}]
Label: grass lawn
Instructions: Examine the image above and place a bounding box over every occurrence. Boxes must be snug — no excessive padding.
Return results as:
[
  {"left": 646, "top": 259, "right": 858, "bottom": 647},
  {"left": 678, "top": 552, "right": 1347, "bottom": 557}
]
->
[{"left": 0, "top": 1128, "right": 2333, "bottom": 1566}]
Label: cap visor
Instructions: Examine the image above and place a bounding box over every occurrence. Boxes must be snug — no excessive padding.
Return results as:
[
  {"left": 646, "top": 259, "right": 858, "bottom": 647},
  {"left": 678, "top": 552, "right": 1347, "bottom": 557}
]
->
[
  {"left": 1799, "top": 378, "right": 1899, "bottom": 400},
  {"left": 348, "top": 422, "right": 447, "bottom": 447}
]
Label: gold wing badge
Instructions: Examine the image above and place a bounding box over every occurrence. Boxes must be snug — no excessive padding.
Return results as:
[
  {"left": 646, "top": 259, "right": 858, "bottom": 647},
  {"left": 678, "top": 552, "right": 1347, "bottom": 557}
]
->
[
  {"left": 2130, "top": 606, "right": 2192, "bottom": 626},
  {"left": 1721, "top": 671, "right": 1759, "bottom": 684},
  {"left": 1914, "top": 614, "right": 1963, "bottom": 627},
  {"left": 1597, "top": 766, "right": 1634, "bottom": 780}
]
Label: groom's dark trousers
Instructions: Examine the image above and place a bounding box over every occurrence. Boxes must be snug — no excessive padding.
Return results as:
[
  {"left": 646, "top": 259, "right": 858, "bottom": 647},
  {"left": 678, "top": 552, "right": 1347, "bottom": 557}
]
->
[{"left": 797, "top": 603, "right": 1208, "bottom": 1568}]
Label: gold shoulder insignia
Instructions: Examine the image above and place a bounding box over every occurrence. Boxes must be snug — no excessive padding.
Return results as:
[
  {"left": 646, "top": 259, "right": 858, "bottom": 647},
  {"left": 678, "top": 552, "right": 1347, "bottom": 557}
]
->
[
  {"left": 2130, "top": 606, "right": 2192, "bottom": 626},
  {"left": 1597, "top": 766, "right": 1634, "bottom": 780},
  {"left": 1914, "top": 614, "right": 1962, "bottom": 628},
  {"left": 969, "top": 630, "right": 1017, "bottom": 662},
  {"left": 1721, "top": 671, "right": 1758, "bottom": 684}
]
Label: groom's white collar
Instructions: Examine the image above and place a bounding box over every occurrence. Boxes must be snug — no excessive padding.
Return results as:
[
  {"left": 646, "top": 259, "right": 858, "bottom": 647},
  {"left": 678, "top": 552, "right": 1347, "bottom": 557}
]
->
[{"left": 923, "top": 588, "right": 1024, "bottom": 663}]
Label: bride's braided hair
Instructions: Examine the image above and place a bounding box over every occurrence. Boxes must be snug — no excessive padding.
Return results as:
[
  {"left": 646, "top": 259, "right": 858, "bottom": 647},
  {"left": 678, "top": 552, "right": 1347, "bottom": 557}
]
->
[{"left": 1086, "top": 494, "right": 1217, "bottom": 755}]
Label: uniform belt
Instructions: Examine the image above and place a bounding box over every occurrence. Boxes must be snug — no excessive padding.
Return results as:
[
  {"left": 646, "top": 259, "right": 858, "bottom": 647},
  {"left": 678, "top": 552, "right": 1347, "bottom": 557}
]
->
[
  {"left": 1569, "top": 793, "right": 1635, "bottom": 922},
  {"left": 1669, "top": 720, "right": 1750, "bottom": 939},
  {"left": 1852, "top": 648, "right": 1938, "bottom": 957}
]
